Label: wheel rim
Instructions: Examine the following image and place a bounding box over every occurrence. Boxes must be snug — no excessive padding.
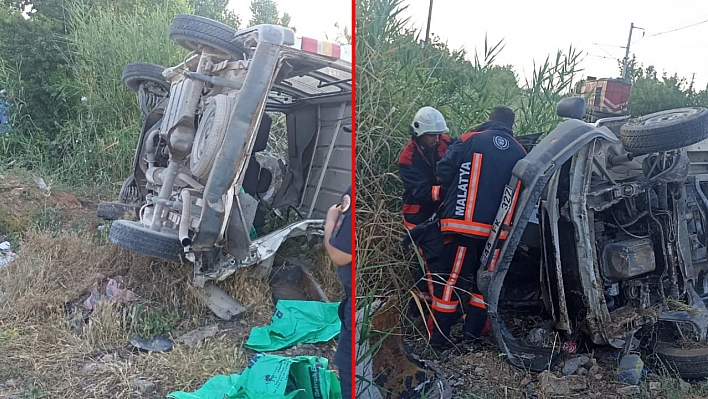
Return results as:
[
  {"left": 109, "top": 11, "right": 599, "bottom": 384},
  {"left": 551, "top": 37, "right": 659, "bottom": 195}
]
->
[
  {"left": 642, "top": 108, "right": 699, "bottom": 126},
  {"left": 195, "top": 106, "right": 217, "bottom": 161}
]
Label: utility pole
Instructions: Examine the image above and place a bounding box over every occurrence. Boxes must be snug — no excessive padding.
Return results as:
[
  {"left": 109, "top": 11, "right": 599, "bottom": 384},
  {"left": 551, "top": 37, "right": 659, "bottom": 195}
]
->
[
  {"left": 622, "top": 22, "right": 644, "bottom": 81},
  {"left": 423, "top": 0, "right": 433, "bottom": 54}
]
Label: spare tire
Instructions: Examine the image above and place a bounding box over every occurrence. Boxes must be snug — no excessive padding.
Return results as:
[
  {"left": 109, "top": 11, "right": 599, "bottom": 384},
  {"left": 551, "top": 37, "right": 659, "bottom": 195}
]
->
[
  {"left": 620, "top": 107, "right": 708, "bottom": 154},
  {"left": 190, "top": 95, "right": 235, "bottom": 180},
  {"left": 122, "top": 62, "right": 169, "bottom": 92},
  {"left": 656, "top": 345, "right": 708, "bottom": 380},
  {"left": 109, "top": 220, "right": 183, "bottom": 261},
  {"left": 169, "top": 14, "right": 246, "bottom": 59}
]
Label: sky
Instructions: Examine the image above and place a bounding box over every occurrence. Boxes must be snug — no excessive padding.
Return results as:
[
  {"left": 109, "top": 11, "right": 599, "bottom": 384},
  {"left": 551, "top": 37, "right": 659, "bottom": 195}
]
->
[
  {"left": 229, "top": 0, "right": 352, "bottom": 43},
  {"left": 401, "top": 0, "right": 708, "bottom": 90}
]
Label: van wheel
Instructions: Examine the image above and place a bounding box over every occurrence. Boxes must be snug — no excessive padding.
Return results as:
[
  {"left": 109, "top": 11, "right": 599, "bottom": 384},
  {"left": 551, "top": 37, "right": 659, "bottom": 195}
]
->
[
  {"left": 122, "top": 62, "right": 169, "bottom": 92},
  {"left": 620, "top": 107, "right": 708, "bottom": 154},
  {"left": 169, "top": 15, "right": 246, "bottom": 59},
  {"left": 190, "top": 95, "right": 234, "bottom": 180},
  {"left": 656, "top": 345, "right": 708, "bottom": 379},
  {"left": 109, "top": 220, "right": 183, "bottom": 261}
]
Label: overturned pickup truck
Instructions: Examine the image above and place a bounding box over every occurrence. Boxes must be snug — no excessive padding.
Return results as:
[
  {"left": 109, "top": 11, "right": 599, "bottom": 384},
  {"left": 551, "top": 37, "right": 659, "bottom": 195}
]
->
[
  {"left": 99, "top": 16, "right": 351, "bottom": 300},
  {"left": 479, "top": 98, "right": 708, "bottom": 379}
]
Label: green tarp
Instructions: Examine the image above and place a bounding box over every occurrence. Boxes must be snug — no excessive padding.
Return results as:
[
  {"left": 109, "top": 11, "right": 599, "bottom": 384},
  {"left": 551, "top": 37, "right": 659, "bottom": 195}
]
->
[
  {"left": 244, "top": 300, "right": 341, "bottom": 352},
  {"left": 167, "top": 354, "right": 342, "bottom": 399}
]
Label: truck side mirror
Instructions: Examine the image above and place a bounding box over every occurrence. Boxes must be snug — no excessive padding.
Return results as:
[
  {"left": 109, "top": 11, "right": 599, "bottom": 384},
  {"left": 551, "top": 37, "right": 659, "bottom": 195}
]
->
[{"left": 557, "top": 97, "right": 587, "bottom": 120}]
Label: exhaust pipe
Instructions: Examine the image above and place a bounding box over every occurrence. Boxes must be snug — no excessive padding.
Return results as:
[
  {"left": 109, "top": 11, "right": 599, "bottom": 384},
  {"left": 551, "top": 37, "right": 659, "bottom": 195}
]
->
[{"left": 179, "top": 190, "right": 192, "bottom": 247}]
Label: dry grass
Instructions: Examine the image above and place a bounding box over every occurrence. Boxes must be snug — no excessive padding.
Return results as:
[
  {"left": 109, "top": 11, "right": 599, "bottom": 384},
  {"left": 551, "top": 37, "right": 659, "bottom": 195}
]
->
[
  {"left": 219, "top": 268, "right": 274, "bottom": 322},
  {"left": 310, "top": 249, "right": 345, "bottom": 301},
  {"left": 0, "top": 231, "right": 273, "bottom": 398}
]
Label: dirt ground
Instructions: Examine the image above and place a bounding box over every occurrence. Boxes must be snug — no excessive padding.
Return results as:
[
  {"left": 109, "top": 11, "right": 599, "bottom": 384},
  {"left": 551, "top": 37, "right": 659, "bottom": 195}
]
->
[
  {"left": 395, "top": 307, "right": 708, "bottom": 399},
  {"left": 0, "top": 171, "right": 342, "bottom": 399}
]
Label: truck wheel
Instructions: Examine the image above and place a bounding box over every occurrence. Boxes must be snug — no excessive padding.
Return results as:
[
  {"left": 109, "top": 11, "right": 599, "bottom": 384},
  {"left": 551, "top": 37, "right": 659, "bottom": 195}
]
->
[
  {"left": 620, "top": 107, "right": 708, "bottom": 154},
  {"left": 122, "top": 62, "right": 169, "bottom": 92},
  {"left": 656, "top": 345, "right": 708, "bottom": 379},
  {"left": 108, "top": 220, "right": 183, "bottom": 261},
  {"left": 169, "top": 14, "right": 246, "bottom": 59},
  {"left": 190, "top": 95, "right": 234, "bottom": 180}
]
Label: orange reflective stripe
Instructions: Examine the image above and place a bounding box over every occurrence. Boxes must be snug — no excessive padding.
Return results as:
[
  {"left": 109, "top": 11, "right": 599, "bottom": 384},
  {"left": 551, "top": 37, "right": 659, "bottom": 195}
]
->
[
  {"left": 503, "top": 181, "right": 522, "bottom": 226},
  {"left": 469, "top": 293, "right": 486, "bottom": 309},
  {"left": 432, "top": 185, "right": 441, "bottom": 202},
  {"left": 403, "top": 219, "right": 417, "bottom": 230},
  {"left": 465, "top": 153, "right": 483, "bottom": 222},
  {"left": 440, "top": 219, "right": 507, "bottom": 240},
  {"left": 443, "top": 246, "right": 466, "bottom": 302},
  {"left": 432, "top": 296, "right": 459, "bottom": 313}
]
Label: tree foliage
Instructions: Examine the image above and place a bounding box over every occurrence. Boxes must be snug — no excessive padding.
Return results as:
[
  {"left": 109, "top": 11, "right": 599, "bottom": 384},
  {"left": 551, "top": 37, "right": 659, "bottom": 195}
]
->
[
  {"left": 621, "top": 53, "right": 708, "bottom": 116},
  {"left": 189, "top": 0, "right": 240, "bottom": 28},
  {"left": 248, "top": 0, "right": 295, "bottom": 31},
  {"left": 0, "top": 6, "right": 74, "bottom": 139},
  {"left": 0, "top": 0, "right": 298, "bottom": 183}
]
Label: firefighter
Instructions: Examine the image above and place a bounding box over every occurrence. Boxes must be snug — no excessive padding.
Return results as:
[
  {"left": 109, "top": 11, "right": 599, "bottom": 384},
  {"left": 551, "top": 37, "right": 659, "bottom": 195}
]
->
[
  {"left": 324, "top": 180, "right": 353, "bottom": 398},
  {"left": 398, "top": 106, "right": 453, "bottom": 305},
  {"left": 429, "top": 106, "right": 526, "bottom": 347}
]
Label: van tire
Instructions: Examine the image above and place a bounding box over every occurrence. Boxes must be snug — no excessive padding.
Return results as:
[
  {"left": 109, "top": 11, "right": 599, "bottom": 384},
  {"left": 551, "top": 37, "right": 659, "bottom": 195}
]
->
[
  {"left": 169, "top": 15, "right": 246, "bottom": 59},
  {"left": 122, "top": 62, "right": 169, "bottom": 92},
  {"left": 656, "top": 345, "right": 708, "bottom": 380},
  {"left": 109, "top": 220, "right": 183, "bottom": 261},
  {"left": 190, "top": 95, "right": 234, "bottom": 180},
  {"left": 620, "top": 107, "right": 708, "bottom": 154}
]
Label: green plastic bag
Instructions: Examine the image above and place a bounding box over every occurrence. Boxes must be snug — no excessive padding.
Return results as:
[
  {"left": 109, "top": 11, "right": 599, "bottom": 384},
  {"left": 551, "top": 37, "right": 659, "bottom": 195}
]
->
[
  {"left": 167, "top": 354, "right": 342, "bottom": 399},
  {"left": 245, "top": 300, "right": 341, "bottom": 352},
  {"left": 167, "top": 374, "right": 241, "bottom": 399}
]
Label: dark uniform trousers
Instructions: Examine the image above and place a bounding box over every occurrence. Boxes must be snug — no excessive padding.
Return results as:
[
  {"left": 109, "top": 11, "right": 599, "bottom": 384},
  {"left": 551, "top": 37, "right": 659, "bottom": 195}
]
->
[{"left": 428, "top": 234, "right": 490, "bottom": 345}]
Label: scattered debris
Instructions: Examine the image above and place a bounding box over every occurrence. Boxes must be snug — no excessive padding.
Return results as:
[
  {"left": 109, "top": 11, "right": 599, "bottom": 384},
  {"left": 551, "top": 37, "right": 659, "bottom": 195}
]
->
[
  {"left": 83, "top": 276, "right": 137, "bottom": 311},
  {"left": 562, "top": 356, "right": 589, "bottom": 376},
  {"left": 526, "top": 327, "right": 551, "bottom": 347},
  {"left": 130, "top": 334, "right": 173, "bottom": 352},
  {"left": 82, "top": 362, "right": 103, "bottom": 374},
  {"left": 649, "top": 381, "right": 661, "bottom": 391},
  {"left": 0, "top": 241, "right": 17, "bottom": 269},
  {"left": 105, "top": 276, "right": 138, "bottom": 302},
  {"left": 35, "top": 177, "right": 50, "bottom": 194},
  {"left": 562, "top": 340, "right": 578, "bottom": 354},
  {"left": 202, "top": 282, "right": 248, "bottom": 321},
  {"left": 538, "top": 371, "right": 586, "bottom": 396},
  {"left": 176, "top": 325, "right": 219, "bottom": 346},
  {"left": 565, "top": 375, "right": 587, "bottom": 391},
  {"left": 617, "top": 385, "right": 640, "bottom": 396},
  {"left": 133, "top": 377, "right": 156, "bottom": 394},
  {"left": 617, "top": 354, "right": 644, "bottom": 385}
]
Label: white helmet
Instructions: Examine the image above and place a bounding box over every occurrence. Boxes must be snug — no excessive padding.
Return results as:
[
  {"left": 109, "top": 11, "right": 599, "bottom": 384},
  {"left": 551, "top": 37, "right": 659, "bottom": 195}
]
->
[{"left": 409, "top": 106, "right": 449, "bottom": 137}]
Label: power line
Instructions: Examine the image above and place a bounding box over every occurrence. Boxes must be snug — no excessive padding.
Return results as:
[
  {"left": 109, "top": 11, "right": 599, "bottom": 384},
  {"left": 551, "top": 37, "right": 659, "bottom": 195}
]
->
[
  {"left": 647, "top": 18, "right": 708, "bottom": 37},
  {"left": 587, "top": 53, "right": 617, "bottom": 60},
  {"left": 592, "top": 43, "right": 617, "bottom": 58}
]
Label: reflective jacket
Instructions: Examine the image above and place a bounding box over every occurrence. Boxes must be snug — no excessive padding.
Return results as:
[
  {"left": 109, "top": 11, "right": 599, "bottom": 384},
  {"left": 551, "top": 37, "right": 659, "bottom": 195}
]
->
[
  {"left": 398, "top": 134, "right": 452, "bottom": 228},
  {"left": 436, "top": 122, "right": 526, "bottom": 239}
]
